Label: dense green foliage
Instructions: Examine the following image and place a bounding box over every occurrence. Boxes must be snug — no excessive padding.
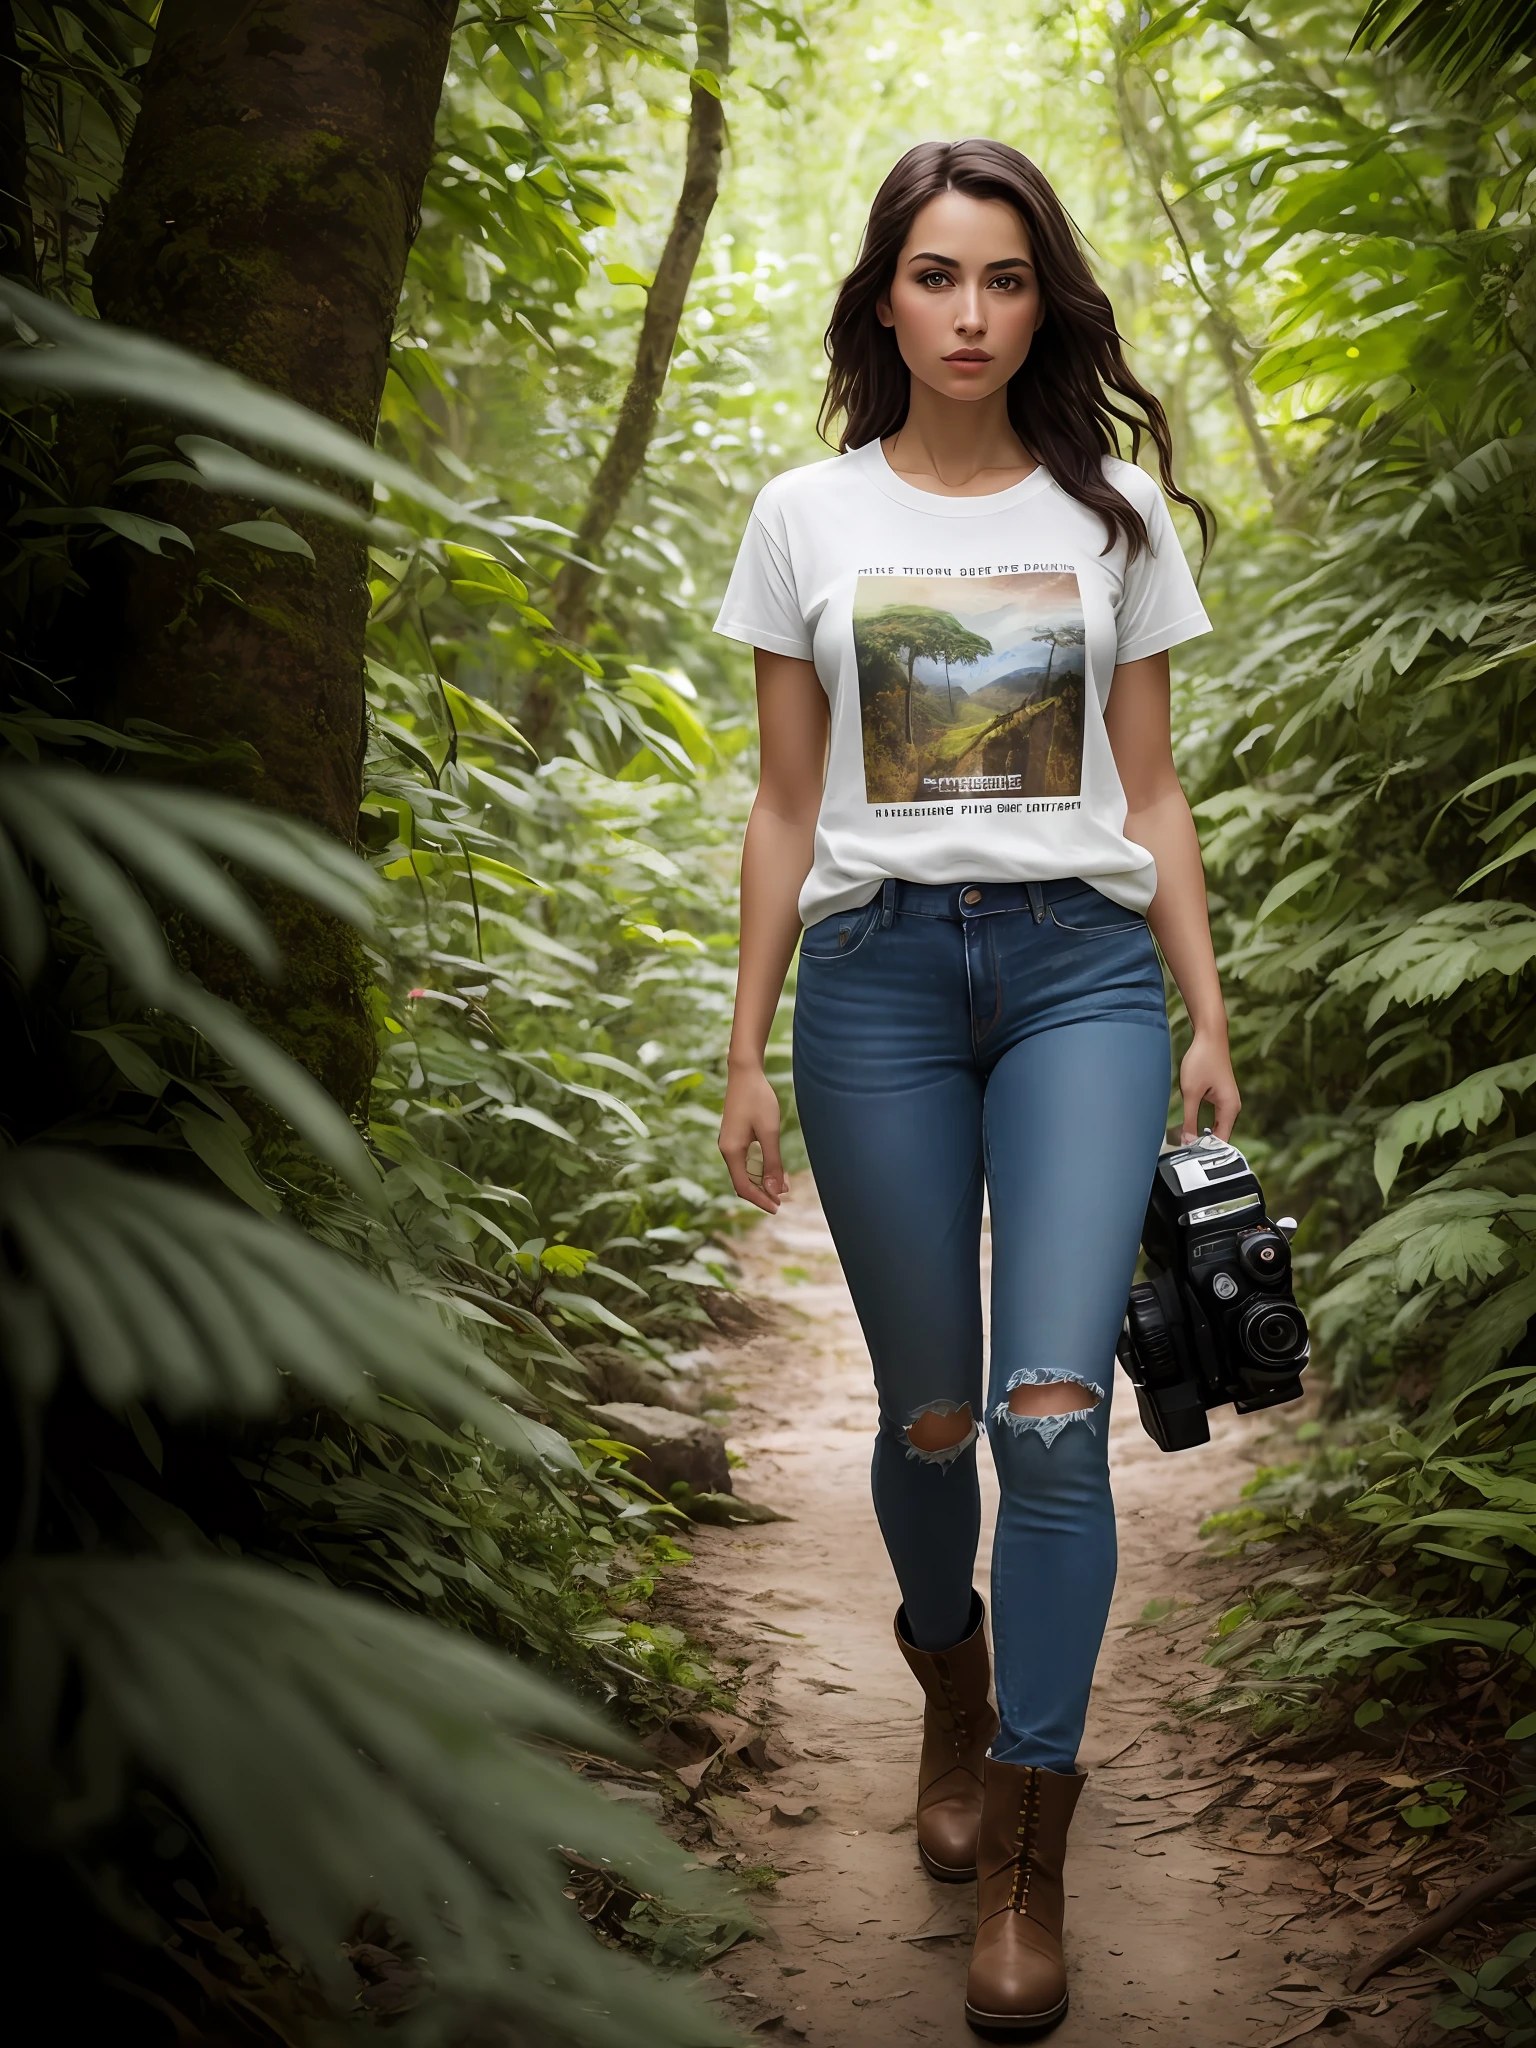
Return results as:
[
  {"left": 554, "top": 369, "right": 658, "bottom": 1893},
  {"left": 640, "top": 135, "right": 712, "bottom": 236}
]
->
[
  {"left": 1105, "top": 3, "right": 1536, "bottom": 1789},
  {"left": 1, "top": 3, "right": 766, "bottom": 2041},
  {"left": 8, "top": 0, "right": 1536, "bottom": 2036}
]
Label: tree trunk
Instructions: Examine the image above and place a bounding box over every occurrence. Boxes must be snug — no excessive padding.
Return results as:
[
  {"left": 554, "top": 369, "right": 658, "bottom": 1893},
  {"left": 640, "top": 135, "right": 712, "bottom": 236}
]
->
[
  {"left": 72, "top": 0, "right": 457, "bottom": 1123},
  {"left": 535, "top": 0, "right": 727, "bottom": 725}
]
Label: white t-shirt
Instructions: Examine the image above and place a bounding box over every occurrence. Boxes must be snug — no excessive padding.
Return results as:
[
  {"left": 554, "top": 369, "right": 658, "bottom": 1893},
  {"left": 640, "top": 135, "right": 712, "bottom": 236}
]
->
[{"left": 714, "top": 437, "right": 1211, "bottom": 924}]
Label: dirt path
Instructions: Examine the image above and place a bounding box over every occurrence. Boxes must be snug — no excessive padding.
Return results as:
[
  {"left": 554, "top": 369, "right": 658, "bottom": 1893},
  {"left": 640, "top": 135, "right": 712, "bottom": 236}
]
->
[{"left": 673, "top": 1175, "right": 1434, "bottom": 2046}]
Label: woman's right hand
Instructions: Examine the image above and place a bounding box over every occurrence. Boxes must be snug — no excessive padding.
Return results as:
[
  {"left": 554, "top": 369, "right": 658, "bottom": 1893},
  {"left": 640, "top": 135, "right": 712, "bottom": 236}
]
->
[{"left": 719, "top": 1062, "right": 788, "bottom": 1214}]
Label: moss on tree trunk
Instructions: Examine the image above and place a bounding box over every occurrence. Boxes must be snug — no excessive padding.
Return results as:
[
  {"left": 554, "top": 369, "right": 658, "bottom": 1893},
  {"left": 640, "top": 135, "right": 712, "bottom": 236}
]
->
[{"left": 73, "top": 0, "right": 457, "bottom": 1123}]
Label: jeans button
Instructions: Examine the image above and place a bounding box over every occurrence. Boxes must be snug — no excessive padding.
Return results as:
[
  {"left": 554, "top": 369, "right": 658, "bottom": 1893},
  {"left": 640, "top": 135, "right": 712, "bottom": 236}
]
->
[{"left": 962, "top": 887, "right": 982, "bottom": 906}]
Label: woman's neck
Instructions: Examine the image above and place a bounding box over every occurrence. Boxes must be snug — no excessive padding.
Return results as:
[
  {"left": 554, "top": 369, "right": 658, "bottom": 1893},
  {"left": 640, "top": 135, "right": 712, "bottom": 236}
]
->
[{"left": 882, "top": 382, "right": 1036, "bottom": 496}]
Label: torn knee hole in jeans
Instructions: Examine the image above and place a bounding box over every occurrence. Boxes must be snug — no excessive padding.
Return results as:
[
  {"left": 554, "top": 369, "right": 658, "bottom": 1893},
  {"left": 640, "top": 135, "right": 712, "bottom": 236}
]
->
[
  {"left": 903, "top": 1399, "right": 979, "bottom": 1467},
  {"left": 991, "top": 1368, "right": 1105, "bottom": 1450}
]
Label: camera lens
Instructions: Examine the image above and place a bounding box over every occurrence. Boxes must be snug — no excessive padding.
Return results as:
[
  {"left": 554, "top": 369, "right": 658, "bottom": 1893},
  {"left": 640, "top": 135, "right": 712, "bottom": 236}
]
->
[
  {"left": 1238, "top": 1297, "right": 1308, "bottom": 1371},
  {"left": 1239, "top": 1228, "right": 1290, "bottom": 1285}
]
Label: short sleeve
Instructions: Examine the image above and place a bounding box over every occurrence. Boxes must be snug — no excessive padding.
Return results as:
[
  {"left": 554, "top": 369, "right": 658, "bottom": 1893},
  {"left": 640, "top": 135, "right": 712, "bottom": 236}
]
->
[
  {"left": 1113, "top": 484, "right": 1211, "bottom": 665},
  {"left": 713, "top": 492, "right": 813, "bottom": 660}
]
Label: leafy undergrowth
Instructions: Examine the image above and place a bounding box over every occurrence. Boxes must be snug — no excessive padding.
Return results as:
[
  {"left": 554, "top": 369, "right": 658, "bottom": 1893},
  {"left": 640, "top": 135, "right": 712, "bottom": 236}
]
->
[{"left": 1109, "top": 12, "right": 1536, "bottom": 2018}]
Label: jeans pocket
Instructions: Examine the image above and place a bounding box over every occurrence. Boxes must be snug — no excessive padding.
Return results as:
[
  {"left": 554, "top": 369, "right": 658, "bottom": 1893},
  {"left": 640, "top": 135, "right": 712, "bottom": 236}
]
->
[
  {"left": 1046, "top": 885, "right": 1148, "bottom": 937},
  {"left": 799, "top": 900, "right": 879, "bottom": 961}
]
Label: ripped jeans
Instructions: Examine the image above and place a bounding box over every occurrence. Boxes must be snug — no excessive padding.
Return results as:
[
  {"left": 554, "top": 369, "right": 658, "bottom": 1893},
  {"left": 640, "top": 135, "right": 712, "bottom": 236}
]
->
[{"left": 792, "top": 877, "right": 1170, "bottom": 1772}]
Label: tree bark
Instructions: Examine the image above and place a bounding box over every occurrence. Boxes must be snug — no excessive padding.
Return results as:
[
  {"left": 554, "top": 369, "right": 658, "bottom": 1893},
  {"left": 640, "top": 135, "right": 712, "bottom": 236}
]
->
[
  {"left": 72, "top": 0, "right": 457, "bottom": 1123},
  {"left": 541, "top": 0, "right": 728, "bottom": 672}
]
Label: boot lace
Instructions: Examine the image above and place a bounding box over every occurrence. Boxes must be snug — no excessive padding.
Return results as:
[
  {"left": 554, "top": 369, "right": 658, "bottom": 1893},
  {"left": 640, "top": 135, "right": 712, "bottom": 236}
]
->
[
  {"left": 1006, "top": 1766, "right": 1042, "bottom": 1916},
  {"left": 937, "top": 1668, "right": 970, "bottom": 1747}
]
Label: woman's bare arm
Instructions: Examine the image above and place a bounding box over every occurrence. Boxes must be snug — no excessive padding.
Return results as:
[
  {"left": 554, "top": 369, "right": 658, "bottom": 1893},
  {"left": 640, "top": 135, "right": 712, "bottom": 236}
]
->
[
  {"left": 719, "top": 649, "right": 829, "bottom": 1212},
  {"left": 1103, "top": 649, "right": 1241, "bottom": 1143}
]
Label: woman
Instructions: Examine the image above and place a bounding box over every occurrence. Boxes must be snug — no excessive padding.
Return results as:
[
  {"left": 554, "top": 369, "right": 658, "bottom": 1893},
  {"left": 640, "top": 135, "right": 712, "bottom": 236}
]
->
[{"left": 714, "top": 138, "right": 1238, "bottom": 2039}]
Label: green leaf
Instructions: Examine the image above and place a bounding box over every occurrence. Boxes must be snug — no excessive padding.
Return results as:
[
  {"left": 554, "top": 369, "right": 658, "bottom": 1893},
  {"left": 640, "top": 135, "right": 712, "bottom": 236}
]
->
[
  {"left": 87, "top": 506, "right": 195, "bottom": 554},
  {"left": 1374, "top": 1057, "right": 1536, "bottom": 1195},
  {"left": 73, "top": 1026, "right": 170, "bottom": 1097},
  {"left": 1507, "top": 1711, "right": 1536, "bottom": 1741},
  {"left": 541, "top": 1288, "right": 642, "bottom": 1337},
  {"left": 4, "top": 1554, "right": 740, "bottom": 2044},
  {"left": 688, "top": 66, "right": 723, "bottom": 97},
  {"left": 220, "top": 519, "right": 315, "bottom": 561},
  {"left": 0, "top": 282, "right": 564, "bottom": 544},
  {"left": 1254, "top": 856, "right": 1336, "bottom": 924},
  {"left": 0, "top": 1148, "right": 564, "bottom": 1462},
  {"left": 603, "top": 261, "right": 655, "bottom": 288},
  {"left": 171, "top": 1104, "right": 281, "bottom": 1217},
  {"left": 540, "top": 1244, "right": 597, "bottom": 1276},
  {"left": 1462, "top": 826, "right": 1536, "bottom": 893},
  {"left": 180, "top": 435, "right": 376, "bottom": 531},
  {"left": 1401, "top": 1802, "right": 1452, "bottom": 1827}
]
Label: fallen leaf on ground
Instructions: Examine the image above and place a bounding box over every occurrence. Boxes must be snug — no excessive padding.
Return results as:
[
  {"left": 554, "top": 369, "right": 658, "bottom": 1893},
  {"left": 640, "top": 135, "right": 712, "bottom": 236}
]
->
[
  {"left": 1264, "top": 2007, "right": 1358, "bottom": 2046},
  {"left": 772, "top": 1800, "right": 820, "bottom": 1825}
]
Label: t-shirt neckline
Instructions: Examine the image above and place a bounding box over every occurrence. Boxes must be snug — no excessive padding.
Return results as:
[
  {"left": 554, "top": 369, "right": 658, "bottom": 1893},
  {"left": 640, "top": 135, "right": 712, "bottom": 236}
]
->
[{"left": 858, "top": 435, "right": 1054, "bottom": 517}]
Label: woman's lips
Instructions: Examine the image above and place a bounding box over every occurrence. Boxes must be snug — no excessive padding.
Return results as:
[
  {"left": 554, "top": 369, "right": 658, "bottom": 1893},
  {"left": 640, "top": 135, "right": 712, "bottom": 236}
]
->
[{"left": 944, "top": 350, "right": 991, "bottom": 362}]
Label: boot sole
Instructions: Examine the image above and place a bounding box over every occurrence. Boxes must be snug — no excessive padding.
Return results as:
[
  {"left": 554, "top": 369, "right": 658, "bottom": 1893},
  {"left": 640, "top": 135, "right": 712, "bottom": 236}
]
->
[
  {"left": 918, "top": 1845, "right": 976, "bottom": 1884},
  {"left": 963, "top": 1992, "right": 1068, "bottom": 2039}
]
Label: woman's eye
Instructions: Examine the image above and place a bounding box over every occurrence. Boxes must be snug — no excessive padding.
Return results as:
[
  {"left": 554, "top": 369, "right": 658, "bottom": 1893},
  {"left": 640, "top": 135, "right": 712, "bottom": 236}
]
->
[
  {"left": 917, "top": 270, "right": 952, "bottom": 288},
  {"left": 989, "top": 275, "right": 1021, "bottom": 291}
]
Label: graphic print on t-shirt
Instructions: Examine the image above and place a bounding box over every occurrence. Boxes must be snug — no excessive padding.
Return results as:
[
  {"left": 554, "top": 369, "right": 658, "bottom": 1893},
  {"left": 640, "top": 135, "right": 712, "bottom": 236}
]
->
[{"left": 853, "top": 571, "right": 1085, "bottom": 806}]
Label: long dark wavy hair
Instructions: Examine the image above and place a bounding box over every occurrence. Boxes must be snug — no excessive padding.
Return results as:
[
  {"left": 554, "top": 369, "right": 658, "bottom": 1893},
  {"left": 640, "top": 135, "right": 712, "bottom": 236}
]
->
[{"left": 820, "top": 139, "right": 1210, "bottom": 560}]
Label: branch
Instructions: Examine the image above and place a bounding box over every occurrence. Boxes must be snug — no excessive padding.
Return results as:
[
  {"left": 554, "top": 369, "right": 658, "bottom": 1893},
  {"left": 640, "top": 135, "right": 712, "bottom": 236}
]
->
[
  {"left": 1345, "top": 1856, "right": 1536, "bottom": 1992},
  {"left": 547, "top": 0, "right": 728, "bottom": 644}
]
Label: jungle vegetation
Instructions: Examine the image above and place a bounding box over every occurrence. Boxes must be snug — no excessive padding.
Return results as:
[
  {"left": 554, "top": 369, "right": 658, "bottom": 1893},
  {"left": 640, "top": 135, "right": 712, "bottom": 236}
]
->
[{"left": 2, "top": 0, "right": 1535, "bottom": 2041}]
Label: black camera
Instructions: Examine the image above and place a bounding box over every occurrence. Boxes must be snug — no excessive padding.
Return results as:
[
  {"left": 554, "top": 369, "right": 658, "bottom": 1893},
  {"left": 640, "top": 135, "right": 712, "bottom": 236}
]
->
[{"left": 1116, "top": 1136, "right": 1309, "bottom": 1453}]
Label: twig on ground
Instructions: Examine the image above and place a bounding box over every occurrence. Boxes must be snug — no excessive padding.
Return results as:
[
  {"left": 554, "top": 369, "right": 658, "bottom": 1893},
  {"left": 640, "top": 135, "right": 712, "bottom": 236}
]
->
[{"left": 1345, "top": 1857, "right": 1536, "bottom": 1990}]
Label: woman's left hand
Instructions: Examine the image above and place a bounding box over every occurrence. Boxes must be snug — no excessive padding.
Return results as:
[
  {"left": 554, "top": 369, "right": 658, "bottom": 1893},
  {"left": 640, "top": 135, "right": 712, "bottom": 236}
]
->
[{"left": 1179, "top": 1029, "right": 1241, "bottom": 1143}]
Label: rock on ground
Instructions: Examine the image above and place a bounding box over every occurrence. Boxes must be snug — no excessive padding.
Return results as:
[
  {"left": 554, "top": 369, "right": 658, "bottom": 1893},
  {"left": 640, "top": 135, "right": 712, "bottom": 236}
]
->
[
  {"left": 588, "top": 1401, "right": 732, "bottom": 1498},
  {"left": 578, "top": 1343, "right": 710, "bottom": 1414}
]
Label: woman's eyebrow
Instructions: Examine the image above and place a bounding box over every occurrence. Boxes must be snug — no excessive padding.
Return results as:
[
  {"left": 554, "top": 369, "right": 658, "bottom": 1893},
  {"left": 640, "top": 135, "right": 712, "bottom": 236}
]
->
[{"left": 906, "top": 251, "right": 1034, "bottom": 272}]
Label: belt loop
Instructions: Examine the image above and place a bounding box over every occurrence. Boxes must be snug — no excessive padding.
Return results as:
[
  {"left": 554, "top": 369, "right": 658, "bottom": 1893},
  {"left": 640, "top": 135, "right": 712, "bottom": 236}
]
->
[
  {"left": 880, "top": 877, "right": 896, "bottom": 927},
  {"left": 1027, "top": 881, "right": 1047, "bottom": 924}
]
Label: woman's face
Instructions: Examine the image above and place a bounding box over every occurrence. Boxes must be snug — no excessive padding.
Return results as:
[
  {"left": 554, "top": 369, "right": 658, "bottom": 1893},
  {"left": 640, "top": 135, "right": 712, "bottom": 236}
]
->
[{"left": 876, "top": 189, "right": 1045, "bottom": 406}]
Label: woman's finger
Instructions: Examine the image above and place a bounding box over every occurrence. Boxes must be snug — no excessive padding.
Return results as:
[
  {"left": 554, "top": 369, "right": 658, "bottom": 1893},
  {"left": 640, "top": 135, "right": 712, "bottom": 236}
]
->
[
  {"left": 757, "top": 1127, "right": 787, "bottom": 1200},
  {"left": 719, "top": 1133, "right": 780, "bottom": 1214},
  {"left": 1212, "top": 1082, "right": 1241, "bottom": 1143},
  {"left": 1180, "top": 1082, "right": 1206, "bottom": 1147}
]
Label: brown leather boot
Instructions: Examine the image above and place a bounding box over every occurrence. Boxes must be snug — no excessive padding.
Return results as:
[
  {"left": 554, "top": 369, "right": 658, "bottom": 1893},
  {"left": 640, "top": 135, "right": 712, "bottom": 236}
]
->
[
  {"left": 893, "top": 1595, "right": 999, "bottom": 1882},
  {"left": 964, "top": 1761, "right": 1084, "bottom": 2038}
]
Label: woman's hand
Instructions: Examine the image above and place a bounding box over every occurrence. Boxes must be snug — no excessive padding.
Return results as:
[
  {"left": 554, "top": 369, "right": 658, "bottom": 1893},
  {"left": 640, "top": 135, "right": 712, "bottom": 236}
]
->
[
  {"left": 1179, "top": 1029, "right": 1241, "bottom": 1144},
  {"left": 719, "top": 1062, "right": 789, "bottom": 1213}
]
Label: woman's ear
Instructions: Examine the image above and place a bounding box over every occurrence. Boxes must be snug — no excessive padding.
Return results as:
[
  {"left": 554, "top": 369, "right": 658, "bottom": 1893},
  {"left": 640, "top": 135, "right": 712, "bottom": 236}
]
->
[{"left": 876, "top": 291, "right": 894, "bottom": 329}]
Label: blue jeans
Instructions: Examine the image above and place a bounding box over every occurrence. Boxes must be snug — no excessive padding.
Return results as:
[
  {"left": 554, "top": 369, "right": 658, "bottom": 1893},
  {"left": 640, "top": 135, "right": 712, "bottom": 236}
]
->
[{"left": 791, "top": 877, "right": 1170, "bottom": 1772}]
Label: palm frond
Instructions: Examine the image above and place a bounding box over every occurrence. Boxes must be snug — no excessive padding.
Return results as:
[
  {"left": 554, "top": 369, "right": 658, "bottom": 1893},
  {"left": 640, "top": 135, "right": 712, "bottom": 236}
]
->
[
  {"left": 2, "top": 1553, "right": 744, "bottom": 2046},
  {"left": 0, "top": 1149, "right": 576, "bottom": 1467},
  {"left": 0, "top": 279, "right": 562, "bottom": 544},
  {"left": 0, "top": 765, "right": 378, "bottom": 1193},
  {"left": 1353, "top": 0, "right": 1536, "bottom": 93}
]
